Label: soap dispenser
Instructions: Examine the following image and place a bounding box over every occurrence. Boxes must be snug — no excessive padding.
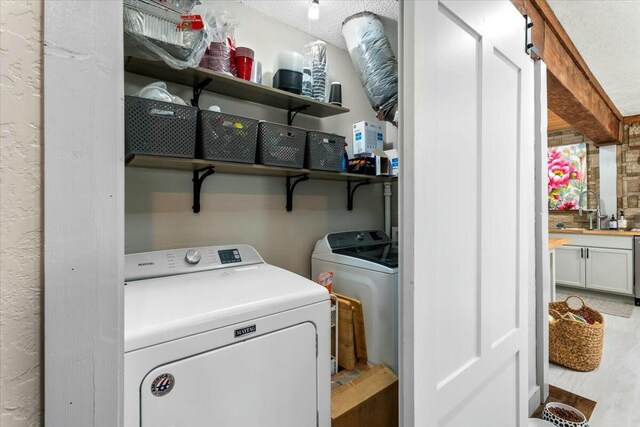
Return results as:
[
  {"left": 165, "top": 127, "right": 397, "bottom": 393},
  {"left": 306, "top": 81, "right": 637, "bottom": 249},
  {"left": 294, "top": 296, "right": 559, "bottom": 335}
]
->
[
  {"left": 619, "top": 211, "right": 628, "bottom": 230},
  {"left": 609, "top": 214, "right": 618, "bottom": 230}
]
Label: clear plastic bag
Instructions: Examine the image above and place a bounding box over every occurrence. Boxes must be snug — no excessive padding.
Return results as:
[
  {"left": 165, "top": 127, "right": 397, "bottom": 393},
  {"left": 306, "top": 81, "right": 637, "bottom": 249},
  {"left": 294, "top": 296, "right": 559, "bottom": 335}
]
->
[
  {"left": 198, "top": 8, "right": 238, "bottom": 75},
  {"left": 304, "top": 41, "right": 327, "bottom": 101},
  {"left": 123, "top": 0, "right": 212, "bottom": 69},
  {"left": 342, "top": 12, "right": 398, "bottom": 123},
  {"left": 146, "top": 0, "right": 201, "bottom": 14}
]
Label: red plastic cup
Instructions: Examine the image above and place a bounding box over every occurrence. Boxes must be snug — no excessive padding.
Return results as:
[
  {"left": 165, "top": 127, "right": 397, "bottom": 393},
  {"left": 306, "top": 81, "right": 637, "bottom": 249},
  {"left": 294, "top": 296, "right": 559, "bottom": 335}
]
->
[{"left": 235, "top": 47, "right": 254, "bottom": 81}]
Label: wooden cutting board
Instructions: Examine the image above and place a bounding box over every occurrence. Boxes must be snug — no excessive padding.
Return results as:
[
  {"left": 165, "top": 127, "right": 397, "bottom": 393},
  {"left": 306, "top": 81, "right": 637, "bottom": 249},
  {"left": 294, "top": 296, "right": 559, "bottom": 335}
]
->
[
  {"left": 334, "top": 293, "right": 368, "bottom": 366},
  {"left": 336, "top": 297, "right": 357, "bottom": 370}
]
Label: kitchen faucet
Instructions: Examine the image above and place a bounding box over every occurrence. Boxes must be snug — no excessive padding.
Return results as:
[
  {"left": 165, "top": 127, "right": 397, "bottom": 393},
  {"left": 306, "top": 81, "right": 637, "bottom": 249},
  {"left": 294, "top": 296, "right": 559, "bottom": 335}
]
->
[{"left": 578, "top": 190, "right": 607, "bottom": 230}]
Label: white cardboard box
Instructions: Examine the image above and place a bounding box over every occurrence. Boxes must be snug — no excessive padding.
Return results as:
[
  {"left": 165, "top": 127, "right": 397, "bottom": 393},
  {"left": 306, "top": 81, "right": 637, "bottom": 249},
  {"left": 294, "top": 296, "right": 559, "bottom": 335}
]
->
[
  {"left": 371, "top": 149, "right": 399, "bottom": 176},
  {"left": 353, "top": 121, "right": 384, "bottom": 156}
]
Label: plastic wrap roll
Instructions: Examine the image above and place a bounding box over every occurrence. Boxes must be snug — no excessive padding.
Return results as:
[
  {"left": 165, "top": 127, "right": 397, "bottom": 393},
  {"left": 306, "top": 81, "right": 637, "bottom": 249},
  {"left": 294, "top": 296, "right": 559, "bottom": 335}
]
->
[{"left": 342, "top": 12, "right": 398, "bottom": 123}]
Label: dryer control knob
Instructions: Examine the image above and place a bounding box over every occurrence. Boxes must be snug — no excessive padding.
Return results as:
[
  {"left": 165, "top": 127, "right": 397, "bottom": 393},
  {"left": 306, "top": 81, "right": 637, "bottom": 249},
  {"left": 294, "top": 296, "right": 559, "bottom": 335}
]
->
[
  {"left": 185, "top": 249, "right": 201, "bottom": 265},
  {"left": 356, "top": 232, "right": 365, "bottom": 241}
]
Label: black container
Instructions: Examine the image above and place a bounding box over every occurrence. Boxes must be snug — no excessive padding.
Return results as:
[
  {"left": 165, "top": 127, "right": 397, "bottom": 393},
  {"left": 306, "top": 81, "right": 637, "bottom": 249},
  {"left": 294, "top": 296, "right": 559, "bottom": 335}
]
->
[
  {"left": 273, "top": 70, "right": 303, "bottom": 94},
  {"left": 329, "top": 82, "right": 342, "bottom": 106},
  {"left": 125, "top": 95, "right": 198, "bottom": 160},
  {"left": 257, "top": 122, "right": 307, "bottom": 168},
  {"left": 305, "top": 131, "right": 346, "bottom": 172},
  {"left": 198, "top": 111, "right": 259, "bottom": 163}
]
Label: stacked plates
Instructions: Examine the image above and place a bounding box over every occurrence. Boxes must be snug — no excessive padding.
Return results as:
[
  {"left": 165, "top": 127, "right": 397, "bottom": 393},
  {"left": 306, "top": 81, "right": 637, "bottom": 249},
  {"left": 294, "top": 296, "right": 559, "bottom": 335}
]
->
[
  {"left": 302, "top": 67, "right": 313, "bottom": 98},
  {"left": 312, "top": 61, "right": 326, "bottom": 101},
  {"left": 305, "top": 41, "right": 327, "bottom": 102}
]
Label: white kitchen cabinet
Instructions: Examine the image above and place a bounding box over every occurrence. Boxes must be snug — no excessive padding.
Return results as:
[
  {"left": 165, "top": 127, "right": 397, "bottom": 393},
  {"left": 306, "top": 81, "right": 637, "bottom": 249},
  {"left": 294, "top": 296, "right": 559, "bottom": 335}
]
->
[
  {"left": 585, "top": 247, "right": 634, "bottom": 294},
  {"left": 553, "top": 241, "right": 634, "bottom": 296},
  {"left": 555, "top": 246, "right": 586, "bottom": 288}
]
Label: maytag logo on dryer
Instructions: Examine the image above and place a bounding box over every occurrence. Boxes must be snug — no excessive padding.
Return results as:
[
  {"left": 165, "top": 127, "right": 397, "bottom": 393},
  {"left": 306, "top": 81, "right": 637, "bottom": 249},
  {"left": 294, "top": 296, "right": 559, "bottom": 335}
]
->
[
  {"left": 138, "top": 262, "right": 155, "bottom": 267},
  {"left": 234, "top": 324, "right": 256, "bottom": 338},
  {"left": 150, "top": 373, "right": 174, "bottom": 397}
]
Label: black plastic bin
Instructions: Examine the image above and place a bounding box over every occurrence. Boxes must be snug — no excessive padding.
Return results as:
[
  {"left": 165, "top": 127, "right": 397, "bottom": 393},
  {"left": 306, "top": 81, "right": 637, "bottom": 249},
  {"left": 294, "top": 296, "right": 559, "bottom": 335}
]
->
[
  {"left": 125, "top": 95, "right": 198, "bottom": 160},
  {"left": 198, "top": 111, "right": 259, "bottom": 163},
  {"left": 305, "top": 130, "right": 346, "bottom": 172},
  {"left": 257, "top": 122, "right": 307, "bottom": 168}
]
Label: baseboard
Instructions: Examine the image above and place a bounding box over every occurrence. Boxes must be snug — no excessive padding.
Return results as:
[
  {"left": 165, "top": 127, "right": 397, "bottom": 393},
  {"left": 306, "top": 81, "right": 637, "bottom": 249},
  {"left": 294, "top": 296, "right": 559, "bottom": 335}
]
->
[{"left": 528, "top": 386, "right": 542, "bottom": 416}]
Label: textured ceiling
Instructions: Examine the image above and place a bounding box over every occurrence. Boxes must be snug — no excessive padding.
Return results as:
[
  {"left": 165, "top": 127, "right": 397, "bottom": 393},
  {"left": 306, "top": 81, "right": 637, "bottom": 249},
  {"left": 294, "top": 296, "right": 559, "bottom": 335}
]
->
[
  {"left": 239, "top": 0, "right": 399, "bottom": 50},
  {"left": 548, "top": 0, "right": 640, "bottom": 116}
]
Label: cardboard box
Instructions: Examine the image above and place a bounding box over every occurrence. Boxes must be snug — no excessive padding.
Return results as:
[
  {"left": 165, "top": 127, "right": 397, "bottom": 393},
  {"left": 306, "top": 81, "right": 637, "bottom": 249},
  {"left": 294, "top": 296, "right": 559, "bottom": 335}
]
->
[
  {"left": 331, "top": 364, "right": 398, "bottom": 427},
  {"left": 353, "top": 121, "right": 384, "bottom": 156},
  {"left": 371, "top": 149, "right": 399, "bottom": 176},
  {"left": 347, "top": 157, "right": 377, "bottom": 176}
]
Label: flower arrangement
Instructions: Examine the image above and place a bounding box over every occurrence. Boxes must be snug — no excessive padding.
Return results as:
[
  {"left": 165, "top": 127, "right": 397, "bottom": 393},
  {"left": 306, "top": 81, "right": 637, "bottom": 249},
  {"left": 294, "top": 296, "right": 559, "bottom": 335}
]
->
[{"left": 548, "top": 143, "right": 587, "bottom": 211}]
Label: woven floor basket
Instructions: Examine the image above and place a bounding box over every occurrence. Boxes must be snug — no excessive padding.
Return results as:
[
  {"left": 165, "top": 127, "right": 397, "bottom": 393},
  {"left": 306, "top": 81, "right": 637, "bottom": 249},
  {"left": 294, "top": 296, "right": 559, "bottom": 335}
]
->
[{"left": 549, "top": 295, "right": 604, "bottom": 372}]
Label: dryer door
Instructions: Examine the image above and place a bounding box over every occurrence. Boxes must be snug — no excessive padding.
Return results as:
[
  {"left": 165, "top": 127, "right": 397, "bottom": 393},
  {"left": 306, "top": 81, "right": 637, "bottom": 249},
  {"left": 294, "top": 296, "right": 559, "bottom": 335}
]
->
[{"left": 141, "top": 322, "right": 318, "bottom": 427}]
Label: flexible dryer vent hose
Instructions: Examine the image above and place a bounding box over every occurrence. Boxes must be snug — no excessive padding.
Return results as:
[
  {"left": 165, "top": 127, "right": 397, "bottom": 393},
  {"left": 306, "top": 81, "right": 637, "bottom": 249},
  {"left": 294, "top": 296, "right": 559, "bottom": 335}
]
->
[{"left": 342, "top": 12, "right": 398, "bottom": 124}]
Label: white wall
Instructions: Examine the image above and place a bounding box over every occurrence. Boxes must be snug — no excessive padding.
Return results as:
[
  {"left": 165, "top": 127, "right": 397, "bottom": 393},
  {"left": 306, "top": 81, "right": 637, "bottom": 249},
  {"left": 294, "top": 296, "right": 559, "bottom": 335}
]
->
[
  {"left": 0, "top": 1, "right": 43, "bottom": 425},
  {"left": 125, "top": 1, "right": 395, "bottom": 277},
  {"left": 599, "top": 145, "right": 617, "bottom": 218}
]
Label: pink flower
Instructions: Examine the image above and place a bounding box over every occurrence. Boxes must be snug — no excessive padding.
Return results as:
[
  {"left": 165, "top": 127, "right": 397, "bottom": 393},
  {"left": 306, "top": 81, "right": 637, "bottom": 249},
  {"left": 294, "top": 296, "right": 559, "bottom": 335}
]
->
[
  {"left": 557, "top": 200, "right": 577, "bottom": 211},
  {"left": 548, "top": 156, "right": 573, "bottom": 189},
  {"left": 548, "top": 149, "right": 562, "bottom": 162}
]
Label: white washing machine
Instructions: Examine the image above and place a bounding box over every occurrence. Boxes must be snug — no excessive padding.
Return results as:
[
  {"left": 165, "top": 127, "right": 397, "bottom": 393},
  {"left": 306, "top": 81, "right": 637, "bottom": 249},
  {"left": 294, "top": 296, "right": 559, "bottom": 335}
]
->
[
  {"left": 311, "top": 230, "right": 398, "bottom": 372},
  {"left": 124, "top": 244, "right": 330, "bottom": 427}
]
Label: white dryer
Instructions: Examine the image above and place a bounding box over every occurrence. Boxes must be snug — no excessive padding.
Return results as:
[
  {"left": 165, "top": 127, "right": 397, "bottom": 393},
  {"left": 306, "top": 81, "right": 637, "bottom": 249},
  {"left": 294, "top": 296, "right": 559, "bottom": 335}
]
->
[
  {"left": 124, "top": 245, "right": 330, "bottom": 427},
  {"left": 311, "top": 230, "right": 398, "bottom": 372}
]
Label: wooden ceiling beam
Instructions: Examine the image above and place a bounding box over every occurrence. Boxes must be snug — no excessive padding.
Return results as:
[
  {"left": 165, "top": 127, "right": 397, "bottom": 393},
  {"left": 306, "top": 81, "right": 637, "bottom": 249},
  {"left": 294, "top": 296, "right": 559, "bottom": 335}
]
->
[
  {"left": 623, "top": 115, "right": 640, "bottom": 124},
  {"left": 530, "top": 0, "right": 623, "bottom": 121},
  {"left": 547, "top": 109, "right": 572, "bottom": 132},
  {"left": 510, "top": 0, "right": 623, "bottom": 144}
]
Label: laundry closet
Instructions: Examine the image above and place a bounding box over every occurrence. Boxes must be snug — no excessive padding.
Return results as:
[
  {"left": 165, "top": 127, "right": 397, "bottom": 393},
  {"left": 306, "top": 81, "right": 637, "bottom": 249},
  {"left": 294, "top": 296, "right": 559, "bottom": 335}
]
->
[
  {"left": 43, "top": 1, "right": 542, "bottom": 425},
  {"left": 123, "top": 1, "right": 400, "bottom": 426}
]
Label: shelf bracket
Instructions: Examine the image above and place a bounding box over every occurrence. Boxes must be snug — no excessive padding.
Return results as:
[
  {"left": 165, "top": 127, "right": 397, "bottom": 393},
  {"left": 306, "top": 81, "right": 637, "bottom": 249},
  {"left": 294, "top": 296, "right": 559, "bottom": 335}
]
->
[
  {"left": 347, "top": 180, "right": 371, "bottom": 211},
  {"left": 286, "top": 174, "right": 310, "bottom": 212},
  {"left": 191, "top": 78, "right": 213, "bottom": 109},
  {"left": 192, "top": 166, "right": 215, "bottom": 213},
  {"left": 287, "top": 105, "right": 309, "bottom": 126}
]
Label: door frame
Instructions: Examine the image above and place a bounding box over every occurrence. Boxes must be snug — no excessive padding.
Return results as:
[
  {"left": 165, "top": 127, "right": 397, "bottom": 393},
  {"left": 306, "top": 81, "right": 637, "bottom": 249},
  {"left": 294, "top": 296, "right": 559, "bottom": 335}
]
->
[
  {"left": 532, "top": 60, "right": 550, "bottom": 412},
  {"left": 43, "top": 1, "right": 547, "bottom": 426},
  {"left": 44, "top": 1, "right": 124, "bottom": 425}
]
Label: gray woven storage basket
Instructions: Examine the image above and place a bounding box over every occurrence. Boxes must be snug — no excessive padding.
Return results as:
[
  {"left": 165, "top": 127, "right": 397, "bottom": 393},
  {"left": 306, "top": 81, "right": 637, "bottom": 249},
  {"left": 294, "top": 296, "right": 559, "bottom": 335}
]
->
[
  {"left": 257, "top": 122, "right": 307, "bottom": 168},
  {"left": 125, "top": 95, "right": 198, "bottom": 159},
  {"left": 198, "top": 111, "right": 259, "bottom": 164},
  {"left": 305, "top": 131, "right": 345, "bottom": 172}
]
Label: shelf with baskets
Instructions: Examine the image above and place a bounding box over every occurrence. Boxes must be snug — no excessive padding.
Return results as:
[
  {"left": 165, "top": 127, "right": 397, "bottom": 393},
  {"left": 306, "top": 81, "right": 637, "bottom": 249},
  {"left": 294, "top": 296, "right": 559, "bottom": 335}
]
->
[
  {"left": 126, "top": 154, "right": 397, "bottom": 212},
  {"left": 124, "top": 57, "right": 350, "bottom": 124}
]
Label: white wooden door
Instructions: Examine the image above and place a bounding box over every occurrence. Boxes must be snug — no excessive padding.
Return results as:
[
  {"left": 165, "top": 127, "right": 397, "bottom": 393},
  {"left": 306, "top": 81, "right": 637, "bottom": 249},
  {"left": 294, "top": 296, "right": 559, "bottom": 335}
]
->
[
  {"left": 555, "top": 246, "right": 586, "bottom": 288},
  {"left": 586, "top": 247, "right": 633, "bottom": 295},
  {"left": 401, "top": 2, "right": 536, "bottom": 426}
]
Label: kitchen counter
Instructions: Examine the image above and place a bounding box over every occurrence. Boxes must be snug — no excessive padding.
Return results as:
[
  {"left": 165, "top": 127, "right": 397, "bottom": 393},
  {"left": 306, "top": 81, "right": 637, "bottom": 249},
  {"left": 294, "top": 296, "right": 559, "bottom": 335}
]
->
[
  {"left": 549, "top": 238, "right": 571, "bottom": 250},
  {"left": 550, "top": 229, "right": 640, "bottom": 237}
]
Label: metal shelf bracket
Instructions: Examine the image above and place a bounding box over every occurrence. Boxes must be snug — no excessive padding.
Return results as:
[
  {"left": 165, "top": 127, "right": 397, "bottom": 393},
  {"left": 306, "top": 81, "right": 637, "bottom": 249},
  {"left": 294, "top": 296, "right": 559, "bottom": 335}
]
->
[
  {"left": 347, "top": 180, "right": 371, "bottom": 211},
  {"left": 287, "top": 105, "right": 309, "bottom": 126},
  {"left": 191, "top": 78, "right": 213, "bottom": 108},
  {"left": 192, "top": 166, "right": 215, "bottom": 213},
  {"left": 286, "top": 174, "right": 310, "bottom": 212}
]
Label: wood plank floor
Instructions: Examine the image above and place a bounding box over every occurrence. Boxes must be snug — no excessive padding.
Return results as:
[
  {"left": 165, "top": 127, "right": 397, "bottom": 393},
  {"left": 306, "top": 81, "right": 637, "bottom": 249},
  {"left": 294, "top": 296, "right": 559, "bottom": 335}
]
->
[
  {"left": 531, "top": 385, "right": 596, "bottom": 419},
  {"left": 548, "top": 304, "right": 640, "bottom": 426}
]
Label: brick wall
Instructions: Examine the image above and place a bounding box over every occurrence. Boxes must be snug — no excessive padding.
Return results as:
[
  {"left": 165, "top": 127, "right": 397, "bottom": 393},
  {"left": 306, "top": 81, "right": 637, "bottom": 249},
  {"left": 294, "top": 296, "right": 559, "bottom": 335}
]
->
[
  {"left": 619, "top": 123, "right": 640, "bottom": 228},
  {"left": 547, "top": 124, "right": 640, "bottom": 229}
]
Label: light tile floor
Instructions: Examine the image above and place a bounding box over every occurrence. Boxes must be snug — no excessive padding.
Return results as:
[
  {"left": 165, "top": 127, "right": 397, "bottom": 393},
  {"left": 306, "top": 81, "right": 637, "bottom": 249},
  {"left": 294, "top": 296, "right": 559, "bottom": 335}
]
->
[{"left": 549, "top": 305, "right": 640, "bottom": 426}]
